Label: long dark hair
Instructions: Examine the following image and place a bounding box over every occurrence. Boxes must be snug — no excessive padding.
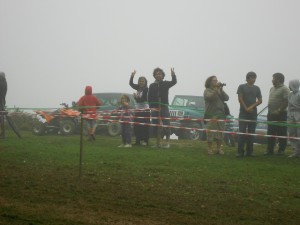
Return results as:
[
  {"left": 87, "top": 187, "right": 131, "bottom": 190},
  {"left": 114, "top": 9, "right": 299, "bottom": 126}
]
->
[
  {"left": 205, "top": 76, "right": 216, "bottom": 88},
  {"left": 138, "top": 76, "right": 148, "bottom": 89}
]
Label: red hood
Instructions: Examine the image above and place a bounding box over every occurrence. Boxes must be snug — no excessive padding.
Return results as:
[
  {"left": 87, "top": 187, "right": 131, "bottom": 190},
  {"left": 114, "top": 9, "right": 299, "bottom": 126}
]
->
[{"left": 85, "top": 86, "right": 92, "bottom": 95}]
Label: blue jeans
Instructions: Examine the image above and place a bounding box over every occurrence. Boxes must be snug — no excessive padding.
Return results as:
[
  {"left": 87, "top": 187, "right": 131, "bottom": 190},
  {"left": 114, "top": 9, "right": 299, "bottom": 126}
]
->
[
  {"left": 121, "top": 123, "right": 132, "bottom": 145},
  {"left": 238, "top": 117, "right": 257, "bottom": 155}
]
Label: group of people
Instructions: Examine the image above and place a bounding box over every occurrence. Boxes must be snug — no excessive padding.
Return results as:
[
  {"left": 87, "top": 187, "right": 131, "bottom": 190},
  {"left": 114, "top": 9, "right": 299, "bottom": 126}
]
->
[
  {"left": 205, "top": 71, "right": 300, "bottom": 158},
  {"left": 239, "top": 72, "right": 300, "bottom": 158},
  {"left": 77, "top": 68, "right": 300, "bottom": 158},
  {"left": 123, "top": 67, "right": 177, "bottom": 148},
  {"left": 78, "top": 67, "right": 177, "bottom": 149}
]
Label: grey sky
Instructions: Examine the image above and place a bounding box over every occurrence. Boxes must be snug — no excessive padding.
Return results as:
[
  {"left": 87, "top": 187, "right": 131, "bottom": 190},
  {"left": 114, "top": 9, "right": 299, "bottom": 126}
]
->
[{"left": 1, "top": 0, "right": 299, "bottom": 116}]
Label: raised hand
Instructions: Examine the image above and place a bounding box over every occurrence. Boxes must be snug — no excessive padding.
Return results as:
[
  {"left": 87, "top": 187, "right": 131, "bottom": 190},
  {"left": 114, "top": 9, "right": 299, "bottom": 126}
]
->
[
  {"left": 131, "top": 70, "right": 136, "bottom": 77},
  {"left": 171, "top": 68, "right": 175, "bottom": 76}
]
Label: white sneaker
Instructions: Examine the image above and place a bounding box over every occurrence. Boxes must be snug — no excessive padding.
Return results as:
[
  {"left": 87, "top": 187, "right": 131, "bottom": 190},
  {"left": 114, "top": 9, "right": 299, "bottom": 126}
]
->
[
  {"left": 288, "top": 153, "right": 300, "bottom": 158},
  {"left": 162, "top": 143, "right": 170, "bottom": 149},
  {"left": 152, "top": 144, "right": 161, "bottom": 148},
  {"left": 124, "top": 144, "right": 132, "bottom": 148},
  {"left": 118, "top": 144, "right": 124, "bottom": 148}
]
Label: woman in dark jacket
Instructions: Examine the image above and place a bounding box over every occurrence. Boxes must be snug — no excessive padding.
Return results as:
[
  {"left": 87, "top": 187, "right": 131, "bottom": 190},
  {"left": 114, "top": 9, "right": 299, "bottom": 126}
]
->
[{"left": 129, "top": 70, "right": 150, "bottom": 146}]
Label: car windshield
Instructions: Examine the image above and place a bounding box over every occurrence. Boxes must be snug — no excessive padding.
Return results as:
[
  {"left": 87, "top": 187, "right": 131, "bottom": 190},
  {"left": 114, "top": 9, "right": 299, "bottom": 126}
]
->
[{"left": 172, "top": 96, "right": 205, "bottom": 109}]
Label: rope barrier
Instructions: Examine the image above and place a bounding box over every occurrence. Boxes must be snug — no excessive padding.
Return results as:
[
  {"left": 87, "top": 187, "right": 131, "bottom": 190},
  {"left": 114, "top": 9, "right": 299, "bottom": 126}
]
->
[
  {"left": 2, "top": 107, "right": 300, "bottom": 140},
  {"left": 102, "top": 118, "right": 300, "bottom": 141}
]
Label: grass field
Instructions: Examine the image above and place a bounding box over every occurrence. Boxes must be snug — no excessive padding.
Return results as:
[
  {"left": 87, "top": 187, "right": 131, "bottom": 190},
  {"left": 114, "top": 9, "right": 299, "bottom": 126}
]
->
[{"left": 0, "top": 132, "right": 299, "bottom": 225}]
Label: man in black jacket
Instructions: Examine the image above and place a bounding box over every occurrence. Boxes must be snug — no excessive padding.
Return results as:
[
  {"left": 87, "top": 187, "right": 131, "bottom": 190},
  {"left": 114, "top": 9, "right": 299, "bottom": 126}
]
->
[{"left": 148, "top": 67, "right": 177, "bottom": 148}]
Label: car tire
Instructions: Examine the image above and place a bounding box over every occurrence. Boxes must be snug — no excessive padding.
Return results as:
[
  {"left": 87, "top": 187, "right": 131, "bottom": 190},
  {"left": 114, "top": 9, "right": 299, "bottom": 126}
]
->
[
  {"left": 181, "top": 122, "right": 204, "bottom": 141},
  {"left": 32, "top": 122, "right": 46, "bottom": 136},
  {"left": 107, "top": 122, "right": 121, "bottom": 136},
  {"left": 60, "top": 120, "right": 76, "bottom": 135}
]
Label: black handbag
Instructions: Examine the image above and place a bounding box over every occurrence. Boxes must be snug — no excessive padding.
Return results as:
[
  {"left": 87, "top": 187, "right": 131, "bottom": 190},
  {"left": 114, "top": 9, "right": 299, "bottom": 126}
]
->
[{"left": 224, "top": 102, "right": 230, "bottom": 116}]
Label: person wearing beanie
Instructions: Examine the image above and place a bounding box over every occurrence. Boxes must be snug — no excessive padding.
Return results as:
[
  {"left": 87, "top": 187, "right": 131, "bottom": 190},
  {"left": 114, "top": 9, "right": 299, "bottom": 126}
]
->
[
  {"left": 77, "top": 86, "right": 102, "bottom": 141},
  {"left": 148, "top": 67, "right": 177, "bottom": 148},
  {"left": 236, "top": 71, "right": 262, "bottom": 157},
  {"left": 287, "top": 79, "right": 300, "bottom": 158}
]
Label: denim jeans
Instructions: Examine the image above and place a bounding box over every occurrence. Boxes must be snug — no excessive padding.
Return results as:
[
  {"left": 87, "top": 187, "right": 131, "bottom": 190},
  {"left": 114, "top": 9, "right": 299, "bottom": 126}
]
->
[{"left": 238, "top": 117, "right": 257, "bottom": 155}]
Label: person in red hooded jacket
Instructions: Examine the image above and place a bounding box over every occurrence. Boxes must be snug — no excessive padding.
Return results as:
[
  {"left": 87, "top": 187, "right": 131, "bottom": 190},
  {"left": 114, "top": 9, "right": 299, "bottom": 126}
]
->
[{"left": 77, "top": 86, "right": 102, "bottom": 141}]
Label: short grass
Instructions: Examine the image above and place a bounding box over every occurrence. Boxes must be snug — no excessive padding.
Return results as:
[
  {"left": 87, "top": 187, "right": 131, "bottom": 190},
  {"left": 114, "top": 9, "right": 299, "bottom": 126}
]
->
[{"left": 0, "top": 132, "right": 299, "bottom": 225}]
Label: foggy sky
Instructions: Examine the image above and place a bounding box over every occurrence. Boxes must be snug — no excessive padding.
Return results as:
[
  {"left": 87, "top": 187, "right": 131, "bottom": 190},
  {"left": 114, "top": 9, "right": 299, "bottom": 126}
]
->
[{"left": 1, "top": 0, "right": 300, "bottom": 116}]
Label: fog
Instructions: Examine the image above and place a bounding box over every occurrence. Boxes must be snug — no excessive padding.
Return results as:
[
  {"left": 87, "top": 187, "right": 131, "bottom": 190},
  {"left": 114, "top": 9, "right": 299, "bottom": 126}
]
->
[{"left": 1, "top": 0, "right": 299, "bottom": 117}]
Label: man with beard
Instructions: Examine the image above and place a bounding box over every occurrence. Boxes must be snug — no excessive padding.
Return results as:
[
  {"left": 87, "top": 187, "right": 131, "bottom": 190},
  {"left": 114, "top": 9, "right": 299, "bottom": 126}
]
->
[{"left": 265, "top": 73, "right": 290, "bottom": 155}]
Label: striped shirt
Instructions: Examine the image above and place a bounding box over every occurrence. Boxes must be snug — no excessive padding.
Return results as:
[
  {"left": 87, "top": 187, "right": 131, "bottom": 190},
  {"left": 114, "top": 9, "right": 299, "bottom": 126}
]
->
[{"left": 268, "top": 84, "right": 290, "bottom": 114}]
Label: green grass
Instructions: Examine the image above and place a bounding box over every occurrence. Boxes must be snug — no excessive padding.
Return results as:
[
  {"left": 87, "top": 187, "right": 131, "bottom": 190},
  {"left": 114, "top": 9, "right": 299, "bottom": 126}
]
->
[{"left": 0, "top": 132, "right": 299, "bottom": 225}]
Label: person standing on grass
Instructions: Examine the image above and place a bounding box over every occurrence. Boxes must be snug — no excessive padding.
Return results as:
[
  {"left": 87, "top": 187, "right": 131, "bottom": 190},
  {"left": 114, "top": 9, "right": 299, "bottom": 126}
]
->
[
  {"left": 118, "top": 94, "right": 133, "bottom": 148},
  {"left": 77, "top": 86, "right": 102, "bottom": 141},
  {"left": 264, "top": 73, "right": 290, "bottom": 156},
  {"left": 204, "top": 75, "right": 229, "bottom": 155},
  {"left": 236, "top": 72, "right": 262, "bottom": 157},
  {"left": 287, "top": 79, "right": 300, "bottom": 158},
  {"left": 148, "top": 67, "right": 177, "bottom": 149},
  {"left": 129, "top": 70, "right": 150, "bottom": 146}
]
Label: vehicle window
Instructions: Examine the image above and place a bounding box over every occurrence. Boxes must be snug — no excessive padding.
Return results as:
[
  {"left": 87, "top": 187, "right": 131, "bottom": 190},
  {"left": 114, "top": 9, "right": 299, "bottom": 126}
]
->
[
  {"left": 172, "top": 96, "right": 205, "bottom": 108},
  {"left": 172, "top": 97, "right": 185, "bottom": 106},
  {"left": 94, "top": 93, "right": 136, "bottom": 109}
]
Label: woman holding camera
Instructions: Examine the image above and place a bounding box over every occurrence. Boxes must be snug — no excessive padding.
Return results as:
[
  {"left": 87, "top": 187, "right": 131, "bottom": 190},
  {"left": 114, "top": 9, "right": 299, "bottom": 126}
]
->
[{"left": 204, "top": 76, "right": 229, "bottom": 155}]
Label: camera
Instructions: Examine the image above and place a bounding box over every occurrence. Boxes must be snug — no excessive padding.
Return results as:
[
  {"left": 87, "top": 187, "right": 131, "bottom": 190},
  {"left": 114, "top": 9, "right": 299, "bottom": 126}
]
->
[{"left": 218, "top": 83, "right": 226, "bottom": 87}]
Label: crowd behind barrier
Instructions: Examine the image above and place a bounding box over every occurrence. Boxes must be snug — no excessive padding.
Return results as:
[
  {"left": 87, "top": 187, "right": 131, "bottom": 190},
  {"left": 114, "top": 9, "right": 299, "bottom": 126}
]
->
[
  {"left": 1, "top": 69, "right": 299, "bottom": 157},
  {"left": 1, "top": 106, "right": 300, "bottom": 141}
]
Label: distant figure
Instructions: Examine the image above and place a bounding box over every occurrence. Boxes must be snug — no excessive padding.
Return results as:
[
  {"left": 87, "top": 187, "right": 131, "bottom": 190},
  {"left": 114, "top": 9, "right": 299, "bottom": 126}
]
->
[
  {"left": 236, "top": 72, "right": 262, "bottom": 157},
  {"left": 0, "top": 72, "right": 7, "bottom": 138},
  {"left": 265, "top": 73, "right": 290, "bottom": 155},
  {"left": 287, "top": 79, "right": 300, "bottom": 158},
  {"left": 118, "top": 94, "right": 133, "bottom": 148},
  {"left": 0, "top": 72, "right": 7, "bottom": 109},
  {"left": 148, "top": 67, "right": 177, "bottom": 148},
  {"left": 129, "top": 70, "right": 150, "bottom": 146},
  {"left": 77, "top": 86, "right": 102, "bottom": 141},
  {"left": 204, "top": 75, "right": 229, "bottom": 155}
]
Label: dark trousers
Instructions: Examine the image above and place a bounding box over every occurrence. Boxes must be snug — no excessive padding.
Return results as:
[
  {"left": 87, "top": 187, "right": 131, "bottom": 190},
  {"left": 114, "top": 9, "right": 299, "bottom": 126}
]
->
[
  {"left": 151, "top": 107, "right": 170, "bottom": 138},
  {"left": 121, "top": 123, "right": 132, "bottom": 145},
  {"left": 134, "top": 110, "right": 150, "bottom": 144},
  {"left": 238, "top": 119, "right": 257, "bottom": 155},
  {"left": 266, "top": 112, "right": 287, "bottom": 153}
]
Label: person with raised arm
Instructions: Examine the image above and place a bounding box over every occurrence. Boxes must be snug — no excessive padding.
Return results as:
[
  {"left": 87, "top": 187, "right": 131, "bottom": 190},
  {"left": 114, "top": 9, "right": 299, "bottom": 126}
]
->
[
  {"left": 148, "top": 67, "right": 177, "bottom": 148},
  {"left": 129, "top": 70, "right": 150, "bottom": 146}
]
